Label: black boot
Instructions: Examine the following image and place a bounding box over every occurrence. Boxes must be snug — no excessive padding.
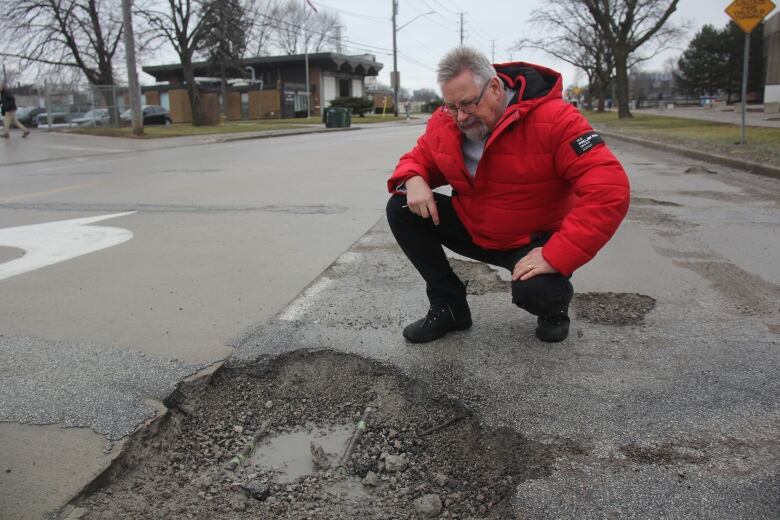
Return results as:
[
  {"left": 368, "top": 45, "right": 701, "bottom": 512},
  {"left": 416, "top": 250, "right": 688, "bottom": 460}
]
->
[
  {"left": 535, "top": 311, "right": 570, "bottom": 342},
  {"left": 403, "top": 301, "right": 472, "bottom": 343}
]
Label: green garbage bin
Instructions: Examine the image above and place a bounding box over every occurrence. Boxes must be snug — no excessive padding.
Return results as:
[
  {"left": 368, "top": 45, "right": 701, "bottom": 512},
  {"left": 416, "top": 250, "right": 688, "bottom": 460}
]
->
[
  {"left": 323, "top": 107, "right": 336, "bottom": 128},
  {"left": 323, "top": 107, "right": 352, "bottom": 128},
  {"left": 343, "top": 108, "right": 352, "bottom": 128}
]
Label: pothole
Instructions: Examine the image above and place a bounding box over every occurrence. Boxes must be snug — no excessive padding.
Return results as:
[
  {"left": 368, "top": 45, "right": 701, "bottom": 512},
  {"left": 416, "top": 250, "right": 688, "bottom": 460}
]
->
[
  {"left": 684, "top": 165, "right": 718, "bottom": 175},
  {"left": 572, "top": 292, "right": 656, "bottom": 325},
  {"left": 631, "top": 197, "right": 682, "bottom": 207},
  {"left": 249, "top": 424, "right": 354, "bottom": 483},
  {"left": 73, "top": 350, "right": 573, "bottom": 519}
]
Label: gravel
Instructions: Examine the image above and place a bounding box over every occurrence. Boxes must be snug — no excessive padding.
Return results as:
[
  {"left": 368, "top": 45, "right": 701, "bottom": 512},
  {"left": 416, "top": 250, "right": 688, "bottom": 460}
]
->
[{"left": 74, "top": 349, "right": 575, "bottom": 519}]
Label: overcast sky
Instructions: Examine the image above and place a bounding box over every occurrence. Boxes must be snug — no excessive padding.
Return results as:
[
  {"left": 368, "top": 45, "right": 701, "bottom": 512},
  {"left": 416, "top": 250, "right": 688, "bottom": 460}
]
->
[{"left": 141, "top": 0, "right": 778, "bottom": 92}]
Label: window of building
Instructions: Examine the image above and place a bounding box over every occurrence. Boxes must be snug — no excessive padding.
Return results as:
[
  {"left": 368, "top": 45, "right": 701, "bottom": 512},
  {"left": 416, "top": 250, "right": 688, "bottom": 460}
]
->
[
  {"left": 339, "top": 79, "right": 350, "bottom": 97},
  {"left": 160, "top": 92, "right": 170, "bottom": 111},
  {"left": 294, "top": 92, "right": 309, "bottom": 113}
]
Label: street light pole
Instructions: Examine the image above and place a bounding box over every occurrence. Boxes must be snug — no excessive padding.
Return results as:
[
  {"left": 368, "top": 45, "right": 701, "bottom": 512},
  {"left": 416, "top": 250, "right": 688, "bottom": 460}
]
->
[{"left": 392, "top": 4, "right": 434, "bottom": 118}]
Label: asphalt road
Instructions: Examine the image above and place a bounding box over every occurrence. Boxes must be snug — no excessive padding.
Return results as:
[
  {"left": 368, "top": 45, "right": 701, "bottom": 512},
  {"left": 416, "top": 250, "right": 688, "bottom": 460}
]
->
[
  {"left": 0, "top": 124, "right": 408, "bottom": 519},
  {"left": 1, "top": 124, "right": 779, "bottom": 519}
]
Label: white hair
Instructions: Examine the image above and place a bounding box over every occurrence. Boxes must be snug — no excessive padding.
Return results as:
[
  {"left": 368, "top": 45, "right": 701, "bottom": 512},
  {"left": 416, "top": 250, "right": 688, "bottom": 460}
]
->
[{"left": 436, "top": 47, "right": 496, "bottom": 87}]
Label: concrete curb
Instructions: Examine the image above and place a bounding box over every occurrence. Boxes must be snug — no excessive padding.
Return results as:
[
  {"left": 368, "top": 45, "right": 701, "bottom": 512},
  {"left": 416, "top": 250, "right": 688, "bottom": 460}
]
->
[
  {"left": 597, "top": 129, "right": 780, "bottom": 180},
  {"left": 211, "top": 125, "right": 359, "bottom": 144}
]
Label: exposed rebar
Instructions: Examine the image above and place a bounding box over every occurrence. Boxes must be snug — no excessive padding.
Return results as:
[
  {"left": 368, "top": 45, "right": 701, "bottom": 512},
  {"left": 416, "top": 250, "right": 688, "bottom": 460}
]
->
[{"left": 224, "top": 418, "right": 271, "bottom": 472}]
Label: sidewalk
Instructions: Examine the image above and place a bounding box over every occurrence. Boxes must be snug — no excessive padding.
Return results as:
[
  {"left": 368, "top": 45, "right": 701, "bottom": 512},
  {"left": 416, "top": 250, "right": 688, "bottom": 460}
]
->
[{"left": 633, "top": 105, "right": 780, "bottom": 128}]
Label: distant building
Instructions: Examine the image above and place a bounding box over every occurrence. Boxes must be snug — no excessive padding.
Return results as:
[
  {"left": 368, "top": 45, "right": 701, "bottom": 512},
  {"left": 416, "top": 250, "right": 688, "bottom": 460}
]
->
[
  {"left": 412, "top": 88, "right": 437, "bottom": 102},
  {"left": 141, "top": 52, "right": 383, "bottom": 122},
  {"left": 764, "top": 12, "right": 780, "bottom": 113}
]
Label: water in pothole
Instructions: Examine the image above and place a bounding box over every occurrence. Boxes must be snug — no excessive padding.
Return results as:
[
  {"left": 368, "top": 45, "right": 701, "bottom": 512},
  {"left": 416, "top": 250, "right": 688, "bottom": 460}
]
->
[{"left": 249, "top": 424, "right": 353, "bottom": 483}]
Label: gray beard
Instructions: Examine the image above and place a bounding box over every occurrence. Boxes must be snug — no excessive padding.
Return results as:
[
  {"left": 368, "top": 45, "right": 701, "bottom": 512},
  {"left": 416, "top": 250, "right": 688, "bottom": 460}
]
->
[{"left": 460, "top": 120, "right": 489, "bottom": 141}]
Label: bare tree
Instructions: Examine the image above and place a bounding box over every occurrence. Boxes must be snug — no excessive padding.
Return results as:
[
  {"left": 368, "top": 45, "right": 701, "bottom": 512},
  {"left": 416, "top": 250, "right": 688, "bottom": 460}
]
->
[
  {"left": 246, "top": 0, "right": 278, "bottom": 56},
  {"left": 580, "top": 0, "right": 683, "bottom": 118},
  {"left": 514, "top": 1, "right": 614, "bottom": 111},
  {"left": 0, "top": 0, "right": 124, "bottom": 108},
  {"left": 136, "top": 0, "right": 214, "bottom": 125},
  {"left": 269, "top": 0, "right": 341, "bottom": 55}
]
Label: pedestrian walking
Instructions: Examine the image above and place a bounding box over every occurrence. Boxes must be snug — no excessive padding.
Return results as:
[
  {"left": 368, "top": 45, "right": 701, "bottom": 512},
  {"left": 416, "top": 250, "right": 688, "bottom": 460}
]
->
[
  {"left": 386, "top": 47, "right": 630, "bottom": 344},
  {"left": 1, "top": 82, "right": 31, "bottom": 138}
]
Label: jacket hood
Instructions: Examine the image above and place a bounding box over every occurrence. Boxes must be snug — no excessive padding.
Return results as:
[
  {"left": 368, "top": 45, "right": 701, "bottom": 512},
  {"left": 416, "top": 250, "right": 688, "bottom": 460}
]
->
[{"left": 493, "top": 61, "right": 562, "bottom": 104}]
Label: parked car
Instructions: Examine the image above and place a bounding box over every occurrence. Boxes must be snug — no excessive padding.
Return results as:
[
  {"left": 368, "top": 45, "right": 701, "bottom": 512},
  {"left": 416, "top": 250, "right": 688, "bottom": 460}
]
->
[
  {"left": 69, "top": 108, "right": 111, "bottom": 127},
  {"left": 35, "top": 110, "right": 69, "bottom": 126},
  {"left": 14, "top": 106, "right": 46, "bottom": 127},
  {"left": 35, "top": 103, "right": 92, "bottom": 127},
  {"left": 120, "top": 105, "right": 172, "bottom": 126}
]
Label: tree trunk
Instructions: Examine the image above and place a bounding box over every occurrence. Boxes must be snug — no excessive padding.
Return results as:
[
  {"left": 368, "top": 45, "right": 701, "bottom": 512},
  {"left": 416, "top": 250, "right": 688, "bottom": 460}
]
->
[
  {"left": 183, "top": 64, "right": 203, "bottom": 126},
  {"left": 614, "top": 50, "right": 633, "bottom": 119},
  {"left": 220, "top": 61, "right": 227, "bottom": 123},
  {"left": 596, "top": 79, "right": 607, "bottom": 112}
]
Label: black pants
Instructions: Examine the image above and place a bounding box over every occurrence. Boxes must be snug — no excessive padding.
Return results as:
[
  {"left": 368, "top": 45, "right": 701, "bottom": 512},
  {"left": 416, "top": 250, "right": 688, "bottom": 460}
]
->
[{"left": 386, "top": 193, "right": 573, "bottom": 318}]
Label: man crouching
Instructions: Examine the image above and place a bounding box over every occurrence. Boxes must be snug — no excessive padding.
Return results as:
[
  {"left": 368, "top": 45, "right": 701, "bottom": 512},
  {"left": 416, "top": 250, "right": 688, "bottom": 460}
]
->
[{"left": 386, "top": 47, "right": 630, "bottom": 343}]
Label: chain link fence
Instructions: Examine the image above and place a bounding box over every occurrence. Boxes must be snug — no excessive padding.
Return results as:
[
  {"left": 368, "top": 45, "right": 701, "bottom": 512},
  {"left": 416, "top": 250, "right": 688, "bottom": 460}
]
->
[{"left": 16, "top": 83, "right": 131, "bottom": 129}]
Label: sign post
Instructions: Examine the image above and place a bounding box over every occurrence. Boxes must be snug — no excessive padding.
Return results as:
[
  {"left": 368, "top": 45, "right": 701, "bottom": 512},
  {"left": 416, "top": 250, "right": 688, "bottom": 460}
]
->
[{"left": 725, "top": 0, "right": 776, "bottom": 144}]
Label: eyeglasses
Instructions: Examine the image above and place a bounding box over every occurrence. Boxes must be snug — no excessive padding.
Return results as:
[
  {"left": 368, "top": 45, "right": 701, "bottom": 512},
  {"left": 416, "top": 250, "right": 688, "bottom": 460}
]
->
[{"left": 442, "top": 80, "right": 490, "bottom": 116}]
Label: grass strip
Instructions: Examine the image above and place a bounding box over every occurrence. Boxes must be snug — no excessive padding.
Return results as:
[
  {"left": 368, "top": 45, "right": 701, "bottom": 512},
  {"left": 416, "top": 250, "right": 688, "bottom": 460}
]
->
[
  {"left": 64, "top": 114, "right": 409, "bottom": 139},
  {"left": 583, "top": 110, "right": 780, "bottom": 170}
]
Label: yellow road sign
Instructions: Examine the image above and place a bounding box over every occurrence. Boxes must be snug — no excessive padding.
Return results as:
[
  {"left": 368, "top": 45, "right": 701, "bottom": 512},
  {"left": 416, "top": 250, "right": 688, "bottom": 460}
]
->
[{"left": 726, "top": 0, "right": 776, "bottom": 33}]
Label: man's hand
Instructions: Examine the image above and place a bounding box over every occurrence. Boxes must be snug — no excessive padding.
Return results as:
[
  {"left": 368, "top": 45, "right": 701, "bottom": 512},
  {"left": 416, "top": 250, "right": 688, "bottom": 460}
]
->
[
  {"left": 405, "top": 175, "right": 439, "bottom": 225},
  {"left": 512, "top": 247, "right": 558, "bottom": 281}
]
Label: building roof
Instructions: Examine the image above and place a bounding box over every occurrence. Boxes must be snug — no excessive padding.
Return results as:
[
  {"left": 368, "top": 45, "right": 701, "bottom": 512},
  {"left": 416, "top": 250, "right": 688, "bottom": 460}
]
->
[{"left": 143, "top": 52, "right": 383, "bottom": 81}]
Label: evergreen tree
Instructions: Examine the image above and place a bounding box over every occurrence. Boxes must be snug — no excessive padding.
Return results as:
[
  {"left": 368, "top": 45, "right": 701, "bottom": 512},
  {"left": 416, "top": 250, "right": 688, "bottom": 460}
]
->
[
  {"left": 677, "top": 22, "right": 765, "bottom": 103},
  {"left": 676, "top": 25, "right": 727, "bottom": 98},
  {"left": 200, "top": 0, "right": 251, "bottom": 119}
]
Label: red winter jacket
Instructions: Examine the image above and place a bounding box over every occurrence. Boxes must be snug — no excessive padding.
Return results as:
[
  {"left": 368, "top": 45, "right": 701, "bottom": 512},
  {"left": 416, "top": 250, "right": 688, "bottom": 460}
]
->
[{"left": 387, "top": 62, "right": 630, "bottom": 276}]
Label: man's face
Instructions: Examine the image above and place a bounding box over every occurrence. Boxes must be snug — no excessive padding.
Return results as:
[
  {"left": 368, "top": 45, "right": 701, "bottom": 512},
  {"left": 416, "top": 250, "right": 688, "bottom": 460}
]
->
[{"left": 441, "top": 70, "right": 503, "bottom": 141}]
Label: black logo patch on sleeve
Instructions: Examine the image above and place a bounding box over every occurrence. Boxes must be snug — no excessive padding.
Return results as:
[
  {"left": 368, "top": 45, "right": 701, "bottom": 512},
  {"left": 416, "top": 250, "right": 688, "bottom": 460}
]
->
[{"left": 570, "top": 132, "right": 604, "bottom": 156}]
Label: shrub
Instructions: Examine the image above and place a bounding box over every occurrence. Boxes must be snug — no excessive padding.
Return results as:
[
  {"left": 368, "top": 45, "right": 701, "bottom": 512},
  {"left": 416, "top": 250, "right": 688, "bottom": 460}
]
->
[{"left": 329, "top": 96, "right": 374, "bottom": 117}]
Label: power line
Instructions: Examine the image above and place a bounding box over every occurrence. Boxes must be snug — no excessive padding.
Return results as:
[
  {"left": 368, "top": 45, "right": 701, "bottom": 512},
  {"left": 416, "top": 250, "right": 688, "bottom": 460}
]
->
[
  {"left": 313, "top": 2, "right": 389, "bottom": 24},
  {"left": 428, "top": 0, "right": 458, "bottom": 17},
  {"left": 438, "top": 0, "right": 463, "bottom": 12},
  {"left": 464, "top": 13, "right": 492, "bottom": 42},
  {"left": 256, "top": 12, "right": 394, "bottom": 54}
]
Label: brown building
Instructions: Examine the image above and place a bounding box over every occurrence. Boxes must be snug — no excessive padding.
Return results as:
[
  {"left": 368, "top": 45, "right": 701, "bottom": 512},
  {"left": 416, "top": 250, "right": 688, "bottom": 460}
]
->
[{"left": 141, "top": 53, "right": 383, "bottom": 123}]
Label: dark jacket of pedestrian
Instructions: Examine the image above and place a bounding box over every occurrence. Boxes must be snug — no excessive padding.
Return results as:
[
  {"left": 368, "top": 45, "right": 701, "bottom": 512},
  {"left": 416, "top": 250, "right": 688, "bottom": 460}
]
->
[{"left": 1, "top": 87, "right": 18, "bottom": 116}]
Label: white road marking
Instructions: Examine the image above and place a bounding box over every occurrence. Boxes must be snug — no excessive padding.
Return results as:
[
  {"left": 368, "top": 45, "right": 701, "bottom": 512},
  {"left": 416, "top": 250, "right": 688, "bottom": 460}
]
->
[
  {"left": 0, "top": 212, "right": 136, "bottom": 281},
  {"left": 278, "top": 277, "right": 333, "bottom": 321}
]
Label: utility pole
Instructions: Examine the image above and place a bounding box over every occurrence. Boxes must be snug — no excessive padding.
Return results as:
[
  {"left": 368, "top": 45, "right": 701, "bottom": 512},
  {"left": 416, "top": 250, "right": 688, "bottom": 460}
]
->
[
  {"left": 392, "top": 0, "right": 399, "bottom": 117},
  {"left": 121, "top": 0, "right": 143, "bottom": 136},
  {"left": 491, "top": 40, "right": 495, "bottom": 62},
  {"left": 304, "top": 0, "right": 318, "bottom": 119},
  {"left": 459, "top": 13, "right": 464, "bottom": 46}
]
